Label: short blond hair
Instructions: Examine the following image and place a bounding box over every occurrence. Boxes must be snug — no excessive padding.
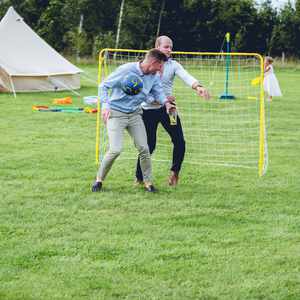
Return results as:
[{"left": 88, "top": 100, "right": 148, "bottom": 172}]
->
[{"left": 145, "top": 48, "right": 168, "bottom": 62}]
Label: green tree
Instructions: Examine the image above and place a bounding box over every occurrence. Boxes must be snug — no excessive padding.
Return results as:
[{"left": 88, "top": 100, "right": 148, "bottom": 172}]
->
[
  {"left": 269, "top": 2, "right": 297, "bottom": 57},
  {"left": 1, "top": 0, "right": 300, "bottom": 58},
  {"left": 37, "top": 0, "right": 75, "bottom": 51},
  {"left": 295, "top": 0, "right": 300, "bottom": 57},
  {"left": 76, "top": 0, "right": 119, "bottom": 55},
  {"left": 234, "top": 0, "right": 278, "bottom": 53},
  {"left": 255, "top": 0, "right": 278, "bottom": 54},
  {"left": 118, "top": 0, "right": 159, "bottom": 49}
]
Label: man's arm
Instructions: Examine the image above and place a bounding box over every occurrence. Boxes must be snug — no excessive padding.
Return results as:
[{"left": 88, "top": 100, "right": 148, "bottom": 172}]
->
[
  {"left": 175, "top": 61, "right": 210, "bottom": 100},
  {"left": 99, "top": 66, "right": 126, "bottom": 109},
  {"left": 98, "top": 65, "right": 127, "bottom": 123},
  {"left": 192, "top": 82, "right": 210, "bottom": 100},
  {"left": 150, "top": 76, "right": 176, "bottom": 113}
]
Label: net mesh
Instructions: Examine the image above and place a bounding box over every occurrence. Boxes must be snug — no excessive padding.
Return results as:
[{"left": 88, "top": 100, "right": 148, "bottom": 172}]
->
[{"left": 97, "top": 50, "right": 268, "bottom": 174}]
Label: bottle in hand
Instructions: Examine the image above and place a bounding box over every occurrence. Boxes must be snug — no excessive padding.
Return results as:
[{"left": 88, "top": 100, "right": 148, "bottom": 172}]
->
[{"left": 169, "top": 109, "right": 177, "bottom": 126}]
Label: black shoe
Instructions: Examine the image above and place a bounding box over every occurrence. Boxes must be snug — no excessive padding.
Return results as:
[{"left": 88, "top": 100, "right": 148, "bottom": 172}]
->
[
  {"left": 92, "top": 181, "right": 102, "bottom": 192},
  {"left": 144, "top": 184, "right": 157, "bottom": 193}
]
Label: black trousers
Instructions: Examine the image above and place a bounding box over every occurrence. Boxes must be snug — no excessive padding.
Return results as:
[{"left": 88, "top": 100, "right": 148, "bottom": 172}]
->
[{"left": 136, "top": 106, "right": 186, "bottom": 181}]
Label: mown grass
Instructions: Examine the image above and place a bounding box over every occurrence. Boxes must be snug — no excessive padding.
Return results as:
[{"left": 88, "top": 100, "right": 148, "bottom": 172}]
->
[{"left": 0, "top": 65, "right": 299, "bottom": 299}]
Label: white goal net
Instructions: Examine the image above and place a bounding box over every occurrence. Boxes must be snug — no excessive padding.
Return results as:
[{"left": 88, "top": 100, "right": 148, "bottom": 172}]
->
[{"left": 96, "top": 49, "right": 268, "bottom": 176}]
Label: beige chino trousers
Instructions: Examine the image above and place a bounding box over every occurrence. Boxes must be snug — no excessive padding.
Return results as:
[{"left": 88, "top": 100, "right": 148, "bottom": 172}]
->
[{"left": 97, "top": 109, "right": 152, "bottom": 183}]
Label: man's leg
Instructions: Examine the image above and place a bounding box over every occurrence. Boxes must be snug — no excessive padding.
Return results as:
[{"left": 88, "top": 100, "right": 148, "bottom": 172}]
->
[
  {"left": 135, "top": 109, "right": 160, "bottom": 182},
  {"left": 93, "top": 112, "right": 127, "bottom": 190},
  {"left": 160, "top": 106, "right": 185, "bottom": 185},
  {"left": 129, "top": 110, "right": 156, "bottom": 191}
]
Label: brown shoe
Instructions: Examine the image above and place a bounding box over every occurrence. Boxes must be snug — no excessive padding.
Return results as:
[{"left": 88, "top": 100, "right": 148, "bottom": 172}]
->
[{"left": 168, "top": 171, "right": 179, "bottom": 186}]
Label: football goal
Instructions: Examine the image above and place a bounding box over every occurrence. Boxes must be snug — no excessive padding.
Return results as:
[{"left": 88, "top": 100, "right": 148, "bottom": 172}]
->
[{"left": 96, "top": 49, "right": 268, "bottom": 176}]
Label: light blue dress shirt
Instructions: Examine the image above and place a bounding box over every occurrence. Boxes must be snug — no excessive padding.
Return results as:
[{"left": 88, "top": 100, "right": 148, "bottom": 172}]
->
[{"left": 99, "top": 62, "right": 167, "bottom": 113}]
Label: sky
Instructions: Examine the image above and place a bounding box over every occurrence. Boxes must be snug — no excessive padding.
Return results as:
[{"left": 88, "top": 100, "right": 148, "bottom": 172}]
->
[{"left": 257, "top": 0, "right": 295, "bottom": 9}]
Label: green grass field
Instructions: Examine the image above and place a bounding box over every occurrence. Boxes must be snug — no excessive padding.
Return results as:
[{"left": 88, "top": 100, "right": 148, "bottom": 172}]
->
[{"left": 1, "top": 65, "right": 300, "bottom": 299}]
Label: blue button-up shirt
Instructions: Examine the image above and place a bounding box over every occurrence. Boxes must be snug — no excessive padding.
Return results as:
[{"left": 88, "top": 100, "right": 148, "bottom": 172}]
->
[{"left": 99, "top": 62, "right": 167, "bottom": 113}]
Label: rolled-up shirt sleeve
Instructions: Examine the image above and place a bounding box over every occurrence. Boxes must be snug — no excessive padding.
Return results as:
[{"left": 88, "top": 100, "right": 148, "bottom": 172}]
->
[{"left": 149, "top": 76, "right": 167, "bottom": 105}]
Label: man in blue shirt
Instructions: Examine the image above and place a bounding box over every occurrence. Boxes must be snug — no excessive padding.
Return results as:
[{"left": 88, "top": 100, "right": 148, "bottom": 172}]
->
[{"left": 92, "top": 49, "right": 175, "bottom": 192}]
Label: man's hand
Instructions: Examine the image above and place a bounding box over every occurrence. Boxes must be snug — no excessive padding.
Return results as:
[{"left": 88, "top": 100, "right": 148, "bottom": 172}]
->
[
  {"left": 165, "top": 101, "right": 176, "bottom": 114},
  {"left": 195, "top": 86, "right": 210, "bottom": 100},
  {"left": 166, "top": 95, "right": 176, "bottom": 103},
  {"left": 101, "top": 108, "right": 110, "bottom": 124}
]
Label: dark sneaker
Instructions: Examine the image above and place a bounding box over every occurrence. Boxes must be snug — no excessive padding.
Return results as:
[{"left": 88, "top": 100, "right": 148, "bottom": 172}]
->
[
  {"left": 92, "top": 181, "right": 102, "bottom": 192},
  {"left": 168, "top": 171, "right": 179, "bottom": 186},
  {"left": 144, "top": 184, "right": 157, "bottom": 193}
]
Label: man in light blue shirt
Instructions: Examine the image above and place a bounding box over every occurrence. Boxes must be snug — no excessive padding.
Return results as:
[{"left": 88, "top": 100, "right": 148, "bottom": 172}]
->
[{"left": 92, "top": 49, "right": 175, "bottom": 193}]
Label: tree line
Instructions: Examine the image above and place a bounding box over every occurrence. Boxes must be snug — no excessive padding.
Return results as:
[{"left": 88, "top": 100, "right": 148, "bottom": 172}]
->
[{"left": 1, "top": 0, "right": 299, "bottom": 58}]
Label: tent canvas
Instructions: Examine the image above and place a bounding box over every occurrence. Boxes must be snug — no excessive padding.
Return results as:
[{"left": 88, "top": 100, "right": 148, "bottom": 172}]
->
[{"left": 0, "top": 6, "right": 82, "bottom": 94}]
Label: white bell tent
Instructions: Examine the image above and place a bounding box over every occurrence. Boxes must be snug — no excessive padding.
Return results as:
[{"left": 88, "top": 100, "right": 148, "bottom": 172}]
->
[{"left": 0, "top": 6, "right": 82, "bottom": 96}]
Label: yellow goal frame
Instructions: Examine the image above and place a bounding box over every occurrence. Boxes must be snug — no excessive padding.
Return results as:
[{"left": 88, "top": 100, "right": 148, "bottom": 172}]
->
[{"left": 96, "top": 49, "right": 266, "bottom": 176}]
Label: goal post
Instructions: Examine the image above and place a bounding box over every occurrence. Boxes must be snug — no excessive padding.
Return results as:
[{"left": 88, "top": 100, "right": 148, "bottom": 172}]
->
[{"left": 96, "top": 48, "right": 268, "bottom": 176}]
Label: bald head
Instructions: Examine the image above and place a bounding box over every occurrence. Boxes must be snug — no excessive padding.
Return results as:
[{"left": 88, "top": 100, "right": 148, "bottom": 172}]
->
[
  {"left": 155, "top": 36, "right": 173, "bottom": 48},
  {"left": 155, "top": 35, "right": 173, "bottom": 58}
]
